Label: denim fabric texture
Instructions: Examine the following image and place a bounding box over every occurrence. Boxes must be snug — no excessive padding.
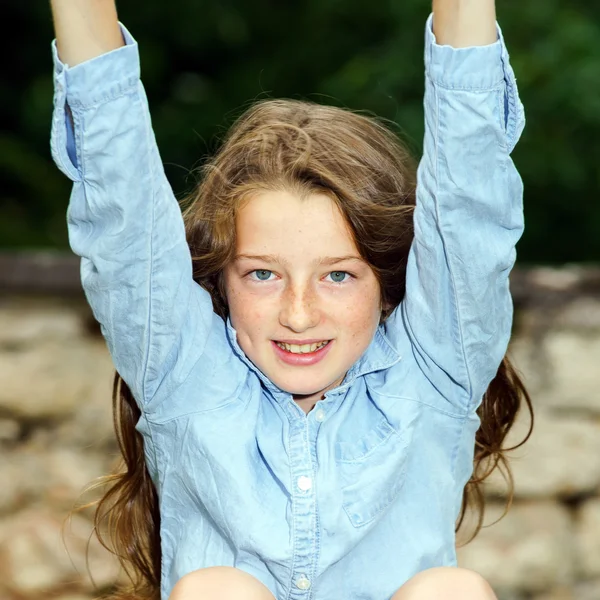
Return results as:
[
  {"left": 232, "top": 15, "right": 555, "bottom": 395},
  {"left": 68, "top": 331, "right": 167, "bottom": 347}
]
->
[{"left": 50, "top": 13, "right": 525, "bottom": 600}]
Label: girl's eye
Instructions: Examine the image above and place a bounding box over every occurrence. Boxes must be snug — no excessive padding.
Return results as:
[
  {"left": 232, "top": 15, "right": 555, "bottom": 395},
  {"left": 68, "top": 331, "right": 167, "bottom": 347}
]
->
[
  {"left": 326, "top": 271, "right": 352, "bottom": 284},
  {"left": 247, "top": 270, "right": 353, "bottom": 283},
  {"left": 249, "top": 269, "right": 275, "bottom": 281}
]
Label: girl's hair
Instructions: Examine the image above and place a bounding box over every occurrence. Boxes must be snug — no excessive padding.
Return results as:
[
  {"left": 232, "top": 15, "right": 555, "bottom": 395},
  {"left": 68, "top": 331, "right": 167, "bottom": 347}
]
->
[{"left": 74, "top": 99, "right": 533, "bottom": 599}]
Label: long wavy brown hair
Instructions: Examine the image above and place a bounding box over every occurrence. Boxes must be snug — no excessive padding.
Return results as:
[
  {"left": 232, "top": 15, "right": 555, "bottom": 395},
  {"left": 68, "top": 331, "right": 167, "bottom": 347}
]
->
[{"left": 73, "top": 98, "right": 533, "bottom": 599}]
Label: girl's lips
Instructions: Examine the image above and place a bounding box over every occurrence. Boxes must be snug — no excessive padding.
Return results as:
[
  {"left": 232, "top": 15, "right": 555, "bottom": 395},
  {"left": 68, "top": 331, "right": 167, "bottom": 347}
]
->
[
  {"left": 272, "top": 340, "right": 333, "bottom": 366},
  {"left": 275, "top": 338, "right": 331, "bottom": 345}
]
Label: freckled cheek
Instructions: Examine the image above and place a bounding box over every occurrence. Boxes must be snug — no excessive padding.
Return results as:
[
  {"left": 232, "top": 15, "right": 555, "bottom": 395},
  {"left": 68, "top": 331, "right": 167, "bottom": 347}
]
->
[
  {"left": 343, "top": 289, "right": 381, "bottom": 340},
  {"left": 350, "top": 309, "right": 377, "bottom": 335},
  {"left": 228, "top": 289, "right": 270, "bottom": 336},
  {"left": 225, "top": 283, "right": 249, "bottom": 329}
]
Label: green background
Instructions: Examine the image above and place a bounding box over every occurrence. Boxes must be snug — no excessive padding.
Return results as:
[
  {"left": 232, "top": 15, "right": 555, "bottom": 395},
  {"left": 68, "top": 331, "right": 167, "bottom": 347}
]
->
[{"left": 2, "top": 0, "right": 598, "bottom": 263}]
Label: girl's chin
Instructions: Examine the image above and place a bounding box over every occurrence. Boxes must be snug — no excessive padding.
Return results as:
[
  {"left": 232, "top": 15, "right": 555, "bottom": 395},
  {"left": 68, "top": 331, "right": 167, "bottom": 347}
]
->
[
  {"left": 278, "top": 384, "right": 326, "bottom": 397},
  {"left": 272, "top": 375, "right": 344, "bottom": 398}
]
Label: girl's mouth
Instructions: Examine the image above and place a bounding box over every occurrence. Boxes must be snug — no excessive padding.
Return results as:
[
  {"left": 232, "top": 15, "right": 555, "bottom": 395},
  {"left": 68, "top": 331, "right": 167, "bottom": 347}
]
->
[
  {"left": 275, "top": 340, "right": 330, "bottom": 353},
  {"left": 271, "top": 340, "right": 333, "bottom": 366}
]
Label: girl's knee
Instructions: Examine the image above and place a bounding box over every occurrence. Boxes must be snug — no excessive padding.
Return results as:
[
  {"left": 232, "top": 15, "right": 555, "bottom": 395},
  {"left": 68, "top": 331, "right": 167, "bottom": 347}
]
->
[
  {"left": 169, "top": 566, "right": 277, "bottom": 600},
  {"left": 391, "top": 567, "right": 497, "bottom": 600}
]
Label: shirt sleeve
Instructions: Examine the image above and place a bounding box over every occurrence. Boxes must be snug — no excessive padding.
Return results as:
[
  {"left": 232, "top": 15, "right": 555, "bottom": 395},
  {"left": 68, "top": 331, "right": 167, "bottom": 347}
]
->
[
  {"left": 50, "top": 24, "right": 236, "bottom": 411},
  {"left": 384, "top": 13, "right": 526, "bottom": 416}
]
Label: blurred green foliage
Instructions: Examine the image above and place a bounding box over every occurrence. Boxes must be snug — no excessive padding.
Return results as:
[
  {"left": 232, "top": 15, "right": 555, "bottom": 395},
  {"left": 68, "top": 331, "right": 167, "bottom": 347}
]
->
[{"left": 1, "top": 0, "right": 598, "bottom": 262}]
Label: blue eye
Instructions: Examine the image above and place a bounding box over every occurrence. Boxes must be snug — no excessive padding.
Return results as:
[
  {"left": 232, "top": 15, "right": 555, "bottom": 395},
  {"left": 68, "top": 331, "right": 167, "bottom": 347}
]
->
[
  {"left": 327, "top": 271, "right": 351, "bottom": 283},
  {"left": 250, "top": 270, "right": 274, "bottom": 281}
]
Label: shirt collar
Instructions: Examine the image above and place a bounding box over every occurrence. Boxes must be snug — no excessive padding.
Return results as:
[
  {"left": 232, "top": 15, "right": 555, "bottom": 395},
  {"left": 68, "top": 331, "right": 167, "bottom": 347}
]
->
[{"left": 225, "top": 316, "right": 401, "bottom": 402}]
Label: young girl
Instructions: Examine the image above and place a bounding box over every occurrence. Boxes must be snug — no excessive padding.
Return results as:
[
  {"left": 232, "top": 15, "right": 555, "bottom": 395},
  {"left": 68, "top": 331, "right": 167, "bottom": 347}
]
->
[{"left": 50, "top": 1, "right": 533, "bottom": 599}]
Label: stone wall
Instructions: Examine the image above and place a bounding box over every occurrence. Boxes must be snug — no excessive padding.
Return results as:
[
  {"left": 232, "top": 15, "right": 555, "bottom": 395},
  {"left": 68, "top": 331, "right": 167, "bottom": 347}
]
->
[{"left": 0, "top": 253, "right": 599, "bottom": 600}]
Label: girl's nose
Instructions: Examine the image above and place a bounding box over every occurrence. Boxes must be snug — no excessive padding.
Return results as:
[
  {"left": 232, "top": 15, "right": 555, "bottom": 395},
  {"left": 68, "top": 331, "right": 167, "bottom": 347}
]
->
[{"left": 279, "top": 286, "right": 321, "bottom": 332}]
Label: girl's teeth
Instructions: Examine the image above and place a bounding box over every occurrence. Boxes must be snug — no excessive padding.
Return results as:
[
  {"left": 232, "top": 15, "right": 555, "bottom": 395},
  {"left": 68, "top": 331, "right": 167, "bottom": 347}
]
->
[{"left": 276, "top": 341, "right": 329, "bottom": 354}]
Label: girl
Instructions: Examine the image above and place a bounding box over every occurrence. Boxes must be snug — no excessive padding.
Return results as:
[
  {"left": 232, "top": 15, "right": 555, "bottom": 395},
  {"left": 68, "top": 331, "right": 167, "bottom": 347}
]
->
[{"left": 49, "top": 1, "right": 533, "bottom": 599}]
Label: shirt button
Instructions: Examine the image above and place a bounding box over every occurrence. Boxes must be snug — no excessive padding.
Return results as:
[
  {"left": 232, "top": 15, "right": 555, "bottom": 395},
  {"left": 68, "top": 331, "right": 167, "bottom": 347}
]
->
[
  {"left": 297, "top": 476, "right": 312, "bottom": 491},
  {"left": 295, "top": 575, "right": 311, "bottom": 590},
  {"left": 315, "top": 409, "right": 326, "bottom": 422}
]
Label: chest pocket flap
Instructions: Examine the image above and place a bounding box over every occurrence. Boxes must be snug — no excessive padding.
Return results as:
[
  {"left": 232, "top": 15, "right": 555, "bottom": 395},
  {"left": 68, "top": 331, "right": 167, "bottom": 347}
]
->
[{"left": 334, "top": 397, "right": 421, "bottom": 527}]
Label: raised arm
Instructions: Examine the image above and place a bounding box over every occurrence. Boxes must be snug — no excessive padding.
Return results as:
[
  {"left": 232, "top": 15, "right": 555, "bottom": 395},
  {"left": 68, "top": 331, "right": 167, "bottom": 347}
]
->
[
  {"left": 49, "top": 5, "right": 244, "bottom": 415},
  {"left": 384, "top": 3, "right": 525, "bottom": 416},
  {"left": 50, "top": 0, "right": 124, "bottom": 65}
]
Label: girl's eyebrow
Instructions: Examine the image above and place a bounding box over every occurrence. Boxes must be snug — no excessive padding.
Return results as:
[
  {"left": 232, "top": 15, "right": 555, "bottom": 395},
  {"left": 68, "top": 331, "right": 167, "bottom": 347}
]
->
[{"left": 234, "top": 253, "right": 364, "bottom": 267}]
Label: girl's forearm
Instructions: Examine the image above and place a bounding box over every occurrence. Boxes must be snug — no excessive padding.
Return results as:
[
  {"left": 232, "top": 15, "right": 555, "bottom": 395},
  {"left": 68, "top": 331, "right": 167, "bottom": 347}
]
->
[
  {"left": 432, "top": 0, "right": 497, "bottom": 47},
  {"left": 50, "top": 0, "right": 124, "bottom": 66}
]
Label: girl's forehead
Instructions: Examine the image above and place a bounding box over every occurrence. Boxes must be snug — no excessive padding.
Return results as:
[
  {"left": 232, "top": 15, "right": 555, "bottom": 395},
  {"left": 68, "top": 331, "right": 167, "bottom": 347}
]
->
[{"left": 235, "top": 190, "right": 358, "bottom": 253}]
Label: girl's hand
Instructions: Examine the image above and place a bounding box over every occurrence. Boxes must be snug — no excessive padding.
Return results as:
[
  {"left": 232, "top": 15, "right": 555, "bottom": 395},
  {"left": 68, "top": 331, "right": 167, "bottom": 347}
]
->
[
  {"left": 50, "top": 0, "right": 124, "bottom": 66},
  {"left": 432, "top": 0, "right": 497, "bottom": 47}
]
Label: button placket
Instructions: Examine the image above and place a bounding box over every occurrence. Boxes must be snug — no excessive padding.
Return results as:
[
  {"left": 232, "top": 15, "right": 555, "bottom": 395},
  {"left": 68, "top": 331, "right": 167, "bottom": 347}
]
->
[{"left": 287, "top": 416, "right": 318, "bottom": 600}]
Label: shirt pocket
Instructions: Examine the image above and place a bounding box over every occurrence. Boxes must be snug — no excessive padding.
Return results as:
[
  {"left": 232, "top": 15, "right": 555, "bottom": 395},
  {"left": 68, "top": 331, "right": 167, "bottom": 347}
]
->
[{"left": 334, "top": 399, "right": 421, "bottom": 528}]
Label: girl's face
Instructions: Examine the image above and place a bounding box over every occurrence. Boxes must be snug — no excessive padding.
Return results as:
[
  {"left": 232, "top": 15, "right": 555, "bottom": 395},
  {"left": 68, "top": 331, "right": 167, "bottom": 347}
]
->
[{"left": 223, "top": 189, "right": 383, "bottom": 414}]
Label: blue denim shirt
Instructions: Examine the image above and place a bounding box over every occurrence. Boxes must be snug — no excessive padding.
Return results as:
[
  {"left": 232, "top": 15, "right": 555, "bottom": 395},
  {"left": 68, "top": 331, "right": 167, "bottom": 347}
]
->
[{"left": 51, "top": 14, "right": 525, "bottom": 600}]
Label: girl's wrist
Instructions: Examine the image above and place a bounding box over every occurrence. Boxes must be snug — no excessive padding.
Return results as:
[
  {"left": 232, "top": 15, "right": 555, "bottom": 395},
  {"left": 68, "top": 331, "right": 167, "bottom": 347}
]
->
[
  {"left": 432, "top": 0, "right": 497, "bottom": 48},
  {"left": 50, "top": 0, "right": 124, "bottom": 66}
]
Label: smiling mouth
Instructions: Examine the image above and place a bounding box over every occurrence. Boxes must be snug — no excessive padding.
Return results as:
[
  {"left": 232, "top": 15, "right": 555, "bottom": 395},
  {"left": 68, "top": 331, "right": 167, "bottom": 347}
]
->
[{"left": 274, "top": 340, "right": 331, "bottom": 354}]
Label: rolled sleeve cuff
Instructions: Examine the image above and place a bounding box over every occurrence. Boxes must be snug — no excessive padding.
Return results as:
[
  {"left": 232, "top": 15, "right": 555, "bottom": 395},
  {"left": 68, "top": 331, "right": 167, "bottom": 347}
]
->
[
  {"left": 50, "top": 23, "right": 141, "bottom": 180},
  {"left": 51, "top": 22, "right": 140, "bottom": 109},
  {"left": 424, "top": 12, "right": 525, "bottom": 153}
]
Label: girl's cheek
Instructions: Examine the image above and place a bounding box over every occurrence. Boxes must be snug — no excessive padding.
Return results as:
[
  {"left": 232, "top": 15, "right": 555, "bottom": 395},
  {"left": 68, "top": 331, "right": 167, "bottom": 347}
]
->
[{"left": 232, "top": 290, "right": 268, "bottom": 322}]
